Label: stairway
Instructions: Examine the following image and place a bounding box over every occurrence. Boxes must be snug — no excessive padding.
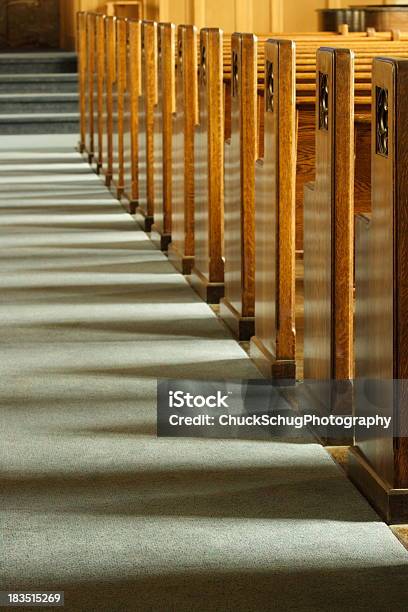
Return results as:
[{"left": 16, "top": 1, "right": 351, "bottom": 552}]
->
[{"left": 0, "top": 52, "right": 79, "bottom": 135}]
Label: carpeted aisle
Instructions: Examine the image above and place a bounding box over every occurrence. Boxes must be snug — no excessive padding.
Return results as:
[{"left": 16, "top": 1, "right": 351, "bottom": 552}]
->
[{"left": 1, "top": 135, "right": 408, "bottom": 612}]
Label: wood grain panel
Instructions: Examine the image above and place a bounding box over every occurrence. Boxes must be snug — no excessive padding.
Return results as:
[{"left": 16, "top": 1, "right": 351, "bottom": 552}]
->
[
  {"left": 137, "top": 20, "right": 158, "bottom": 231},
  {"left": 85, "top": 13, "right": 96, "bottom": 162},
  {"left": 351, "top": 58, "right": 408, "bottom": 523},
  {"left": 304, "top": 47, "right": 354, "bottom": 383},
  {"left": 250, "top": 39, "right": 296, "bottom": 380},
  {"left": 123, "top": 19, "right": 141, "bottom": 211},
  {"left": 77, "top": 12, "right": 87, "bottom": 153},
  {"left": 151, "top": 22, "right": 176, "bottom": 251},
  {"left": 190, "top": 28, "right": 225, "bottom": 302},
  {"left": 220, "top": 33, "right": 256, "bottom": 341},
  {"left": 94, "top": 14, "right": 106, "bottom": 172},
  {"left": 102, "top": 15, "right": 116, "bottom": 186},
  {"left": 168, "top": 25, "right": 198, "bottom": 274}
]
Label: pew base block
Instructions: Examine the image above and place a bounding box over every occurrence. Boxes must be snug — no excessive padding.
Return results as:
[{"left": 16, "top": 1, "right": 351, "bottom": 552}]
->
[
  {"left": 150, "top": 226, "right": 172, "bottom": 252},
  {"left": 105, "top": 174, "right": 112, "bottom": 188},
  {"left": 189, "top": 267, "right": 224, "bottom": 304},
  {"left": 250, "top": 336, "right": 296, "bottom": 381},
  {"left": 94, "top": 162, "right": 102, "bottom": 175},
  {"left": 135, "top": 207, "right": 154, "bottom": 232},
  {"left": 348, "top": 447, "right": 408, "bottom": 524},
  {"left": 220, "top": 298, "right": 255, "bottom": 341},
  {"left": 116, "top": 186, "right": 124, "bottom": 200},
  {"left": 87, "top": 153, "right": 94, "bottom": 165},
  {"left": 78, "top": 142, "right": 85, "bottom": 154},
  {"left": 297, "top": 383, "right": 353, "bottom": 446},
  {"left": 167, "top": 243, "right": 194, "bottom": 275},
  {"left": 121, "top": 193, "right": 138, "bottom": 215},
  {"left": 128, "top": 200, "right": 138, "bottom": 215}
]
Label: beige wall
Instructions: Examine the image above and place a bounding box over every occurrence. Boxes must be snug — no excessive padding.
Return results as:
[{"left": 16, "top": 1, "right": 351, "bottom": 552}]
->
[{"left": 61, "top": 0, "right": 392, "bottom": 49}]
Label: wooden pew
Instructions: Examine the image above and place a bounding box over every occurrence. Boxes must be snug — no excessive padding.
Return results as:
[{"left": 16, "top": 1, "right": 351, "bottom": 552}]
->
[
  {"left": 167, "top": 24, "right": 198, "bottom": 275},
  {"left": 93, "top": 13, "right": 106, "bottom": 174},
  {"left": 77, "top": 12, "right": 87, "bottom": 155},
  {"left": 302, "top": 44, "right": 408, "bottom": 391},
  {"left": 123, "top": 19, "right": 141, "bottom": 213},
  {"left": 150, "top": 23, "right": 176, "bottom": 251},
  {"left": 136, "top": 20, "right": 158, "bottom": 232},
  {"left": 189, "top": 28, "right": 225, "bottom": 301},
  {"left": 302, "top": 47, "right": 355, "bottom": 425},
  {"left": 111, "top": 17, "right": 127, "bottom": 199},
  {"left": 193, "top": 33, "right": 398, "bottom": 325},
  {"left": 188, "top": 32, "right": 373, "bottom": 307},
  {"left": 102, "top": 15, "right": 116, "bottom": 188},
  {"left": 350, "top": 57, "right": 408, "bottom": 524},
  {"left": 219, "top": 33, "right": 258, "bottom": 341},
  {"left": 84, "top": 12, "right": 96, "bottom": 164},
  {"left": 250, "top": 40, "right": 297, "bottom": 379}
]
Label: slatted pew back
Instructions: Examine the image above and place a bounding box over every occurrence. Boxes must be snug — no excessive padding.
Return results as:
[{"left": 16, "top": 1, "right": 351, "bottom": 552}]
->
[
  {"left": 351, "top": 57, "right": 408, "bottom": 524},
  {"left": 168, "top": 24, "right": 198, "bottom": 275},
  {"left": 150, "top": 23, "right": 176, "bottom": 251},
  {"left": 123, "top": 19, "right": 141, "bottom": 213},
  {"left": 137, "top": 20, "right": 158, "bottom": 232}
]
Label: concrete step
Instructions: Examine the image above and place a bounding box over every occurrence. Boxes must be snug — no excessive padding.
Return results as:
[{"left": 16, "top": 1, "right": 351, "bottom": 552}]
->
[
  {"left": 0, "top": 93, "right": 79, "bottom": 114},
  {"left": 0, "top": 113, "right": 80, "bottom": 135},
  {"left": 0, "top": 52, "right": 77, "bottom": 74},
  {"left": 0, "top": 74, "right": 78, "bottom": 93}
]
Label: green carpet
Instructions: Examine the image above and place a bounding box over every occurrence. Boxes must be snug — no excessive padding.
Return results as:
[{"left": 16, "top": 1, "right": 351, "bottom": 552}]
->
[{"left": 1, "top": 135, "right": 408, "bottom": 612}]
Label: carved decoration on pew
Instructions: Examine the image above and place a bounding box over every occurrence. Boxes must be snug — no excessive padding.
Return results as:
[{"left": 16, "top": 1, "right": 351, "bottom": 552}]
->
[
  {"left": 319, "top": 72, "right": 329, "bottom": 131},
  {"left": 376, "top": 86, "right": 389, "bottom": 157},
  {"left": 266, "top": 60, "right": 274, "bottom": 113}
]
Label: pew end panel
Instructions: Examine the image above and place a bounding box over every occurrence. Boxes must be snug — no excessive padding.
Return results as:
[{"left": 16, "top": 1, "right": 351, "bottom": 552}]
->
[
  {"left": 151, "top": 22, "right": 177, "bottom": 252},
  {"left": 77, "top": 12, "right": 87, "bottom": 155},
  {"left": 189, "top": 28, "right": 225, "bottom": 301},
  {"left": 350, "top": 58, "right": 408, "bottom": 523},
  {"left": 102, "top": 15, "right": 117, "bottom": 188},
  {"left": 303, "top": 47, "right": 355, "bottom": 443},
  {"left": 220, "top": 33, "right": 257, "bottom": 340},
  {"left": 85, "top": 13, "right": 97, "bottom": 165},
  {"left": 111, "top": 18, "right": 128, "bottom": 200},
  {"left": 250, "top": 39, "right": 297, "bottom": 381},
  {"left": 94, "top": 14, "right": 107, "bottom": 175},
  {"left": 136, "top": 20, "right": 158, "bottom": 232},
  {"left": 123, "top": 19, "right": 141, "bottom": 214},
  {"left": 168, "top": 24, "right": 198, "bottom": 275}
]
